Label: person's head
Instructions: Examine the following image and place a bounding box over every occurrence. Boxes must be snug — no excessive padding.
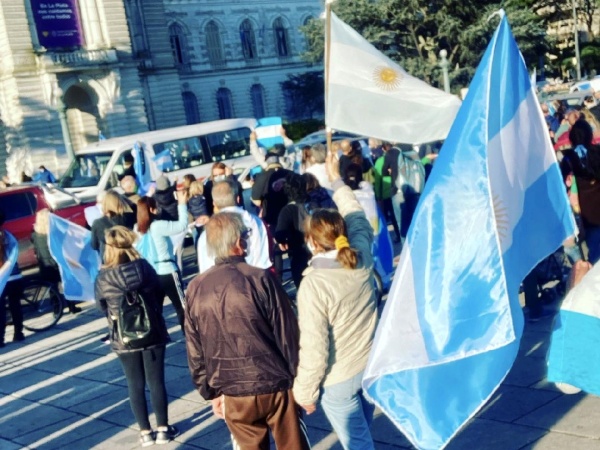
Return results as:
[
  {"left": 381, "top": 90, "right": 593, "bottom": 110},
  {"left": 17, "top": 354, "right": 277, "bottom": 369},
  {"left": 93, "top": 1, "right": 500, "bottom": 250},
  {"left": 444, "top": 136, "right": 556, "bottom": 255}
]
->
[
  {"left": 120, "top": 175, "right": 138, "bottom": 194},
  {"left": 270, "top": 143, "right": 286, "bottom": 157},
  {"left": 301, "top": 145, "right": 311, "bottom": 165},
  {"left": 540, "top": 103, "right": 550, "bottom": 115},
  {"left": 368, "top": 138, "right": 382, "bottom": 149},
  {"left": 301, "top": 172, "right": 321, "bottom": 193},
  {"left": 103, "top": 226, "right": 141, "bottom": 268},
  {"left": 136, "top": 196, "right": 158, "bottom": 234},
  {"left": 340, "top": 140, "right": 352, "bottom": 155},
  {"left": 103, "top": 190, "right": 132, "bottom": 218},
  {"left": 211, "top": 180, "right": 236, "bottom": 212},
  {"left": 569, "top": 119, "right": 594, "bottom": 149},
  {"left": 188, "top": 180, "right": 204, "bottom": 198},
  {"left": 343, "top": 163, "right": 363, "bottom": 190},
  {"left": 382, "top": 141, "right": 393, "bottom": 152},
  {"left": 39, "top": 165, "right": 47, "bottom": 172},
  {"left": 123, "top": 153, "right": 134, "bottom": 168},
  {"left": 183, "top": 174, "right": 196, "bottom": 190},
  {"left": 205, "top": 212, "right": 248, "bottom": 260},
  {"left": 211, "top": 162, "right": 227, "bottom": 181},
  {"left": 33, "top": 208, "right": 51, "bottom": 235},
  {"left": 155, "top": 175, "right": 170, "bottom": 192},
  {"left": 310, "top": 143, "right": 327, "bottom": 164},
  {"left": 284, "top": 173, "right": 307, "bottom": 203},
  {"left": 305, "top": 209, "right": 358, "bottom": 269},
  {"left": 566, "top": 108, "right": 582, "bottom": 126}
]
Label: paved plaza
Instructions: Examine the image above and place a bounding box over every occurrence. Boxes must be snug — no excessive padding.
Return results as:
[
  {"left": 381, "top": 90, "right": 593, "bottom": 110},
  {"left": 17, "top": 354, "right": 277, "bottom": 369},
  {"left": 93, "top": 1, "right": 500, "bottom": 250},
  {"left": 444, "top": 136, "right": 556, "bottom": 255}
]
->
[{"left": 1, "top": 249, "right": 600, "bottom": 449}]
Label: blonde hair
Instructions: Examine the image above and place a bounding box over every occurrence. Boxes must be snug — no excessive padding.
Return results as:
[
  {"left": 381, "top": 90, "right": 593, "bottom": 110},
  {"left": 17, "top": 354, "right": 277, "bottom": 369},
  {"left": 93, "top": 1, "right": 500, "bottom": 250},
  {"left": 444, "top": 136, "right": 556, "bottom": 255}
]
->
[
  {"left": 103, "top": 226, "right": 141, "bottom": 268},
  {"left": 188, "top": 180, "right": 204, "bottom": 197},
  {"left": 33, "top": 208, "right": 51, "bottom": 234},
  {"left": 306, "top": 209, "right": 358, "bottom": 269},
  {"left": 102, "top": 190, "right": 132, "bottom": 217}
]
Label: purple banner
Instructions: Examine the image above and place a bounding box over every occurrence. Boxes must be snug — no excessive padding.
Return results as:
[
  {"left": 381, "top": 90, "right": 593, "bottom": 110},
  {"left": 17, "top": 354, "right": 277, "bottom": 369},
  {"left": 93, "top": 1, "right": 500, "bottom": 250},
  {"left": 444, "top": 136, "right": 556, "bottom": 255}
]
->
[{"left": 31, "top": 1, "right": 84, "bottom": 49}]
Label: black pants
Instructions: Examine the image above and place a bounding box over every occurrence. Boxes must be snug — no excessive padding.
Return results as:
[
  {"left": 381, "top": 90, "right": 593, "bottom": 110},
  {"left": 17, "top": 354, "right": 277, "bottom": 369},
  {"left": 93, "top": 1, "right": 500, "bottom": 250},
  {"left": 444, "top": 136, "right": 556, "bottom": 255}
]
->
[
  {"left": 118, "top": 346, "right": 168, "bottom": 430},
  {"left": 158, "top": 272, "right": 185, "bottom": 331},
  {"left": 523, "top": 269, "right": 542, "bottom": 317},
  {"left": 289, "top": 250, "right": 310, "bottom": 290},
  {"left": 1, "top": 279, "right": 24, "bottom": 343},
  {"left": 382, "top": 198, "right": 401, "bottom": 241}
]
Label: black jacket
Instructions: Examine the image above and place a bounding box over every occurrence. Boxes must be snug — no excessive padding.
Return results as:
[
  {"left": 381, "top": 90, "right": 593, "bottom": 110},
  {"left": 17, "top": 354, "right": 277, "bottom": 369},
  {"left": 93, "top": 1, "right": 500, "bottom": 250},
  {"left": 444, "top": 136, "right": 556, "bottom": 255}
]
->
[
  {"left": 184, "top": 255, "right": 299, "bottom": 400},
  {"left": 95, "top": 258, "right": 169, "bottom": 354}
]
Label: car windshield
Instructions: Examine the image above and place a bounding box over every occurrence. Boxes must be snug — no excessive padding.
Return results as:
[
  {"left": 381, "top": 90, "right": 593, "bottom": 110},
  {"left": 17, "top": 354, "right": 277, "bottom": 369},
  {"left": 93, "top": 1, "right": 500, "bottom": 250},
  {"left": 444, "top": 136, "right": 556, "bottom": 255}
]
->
[{"left": 59, "top": 152, "right": 113, "bottom": 188}]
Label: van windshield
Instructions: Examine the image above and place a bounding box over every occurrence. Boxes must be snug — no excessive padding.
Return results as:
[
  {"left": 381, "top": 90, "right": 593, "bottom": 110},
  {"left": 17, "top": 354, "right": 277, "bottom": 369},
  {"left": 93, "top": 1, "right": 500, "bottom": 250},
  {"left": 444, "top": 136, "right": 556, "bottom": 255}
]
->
[{"left": 59, "top": 153, "right": 113, "bottom": 188}]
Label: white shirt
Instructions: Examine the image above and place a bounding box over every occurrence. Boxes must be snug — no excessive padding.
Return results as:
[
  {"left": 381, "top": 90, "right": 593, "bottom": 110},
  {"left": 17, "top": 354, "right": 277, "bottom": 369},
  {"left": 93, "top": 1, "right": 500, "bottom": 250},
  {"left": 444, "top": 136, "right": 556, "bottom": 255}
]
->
[
  {"left": 197, "top": 206, "right": 271, "bottom": 273},
  {"left": 306, "top": 163, "right": 332, "bottom": 192}
]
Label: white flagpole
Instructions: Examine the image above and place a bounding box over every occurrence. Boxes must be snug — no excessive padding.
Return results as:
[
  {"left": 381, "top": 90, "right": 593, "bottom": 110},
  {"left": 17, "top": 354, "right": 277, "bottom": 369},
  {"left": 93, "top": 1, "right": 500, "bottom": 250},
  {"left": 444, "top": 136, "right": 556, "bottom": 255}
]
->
[{"left": 325, "top": 1, "right": 333, "bottom": 151}]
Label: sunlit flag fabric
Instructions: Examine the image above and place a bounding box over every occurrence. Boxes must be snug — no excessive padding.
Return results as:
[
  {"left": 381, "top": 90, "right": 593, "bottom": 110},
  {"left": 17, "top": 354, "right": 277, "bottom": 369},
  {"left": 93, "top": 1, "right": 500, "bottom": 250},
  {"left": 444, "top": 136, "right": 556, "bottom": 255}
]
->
[
  {"left": 255, "top": 117, "right": 284, "bottom": 149},
  {"left": 362, "top": 12, "right": 575, "bottom": 450},
  {"left": 152, "top": 149, "right": 175, "bottom": 173},
  {"left": 48, "top": 214, "right": 100, "bottom": 302},
  {"left": 547, "top": 264, "right": 600, "bottom": 395},
  {"left": 0, "top": 231, "right": 19, "bottom": 295},
  {"left": 326, "top": 12, "right": 461, "bottom": 145},
  {"left": 132, "top": 141, "right": 153, "bottom": 194}
]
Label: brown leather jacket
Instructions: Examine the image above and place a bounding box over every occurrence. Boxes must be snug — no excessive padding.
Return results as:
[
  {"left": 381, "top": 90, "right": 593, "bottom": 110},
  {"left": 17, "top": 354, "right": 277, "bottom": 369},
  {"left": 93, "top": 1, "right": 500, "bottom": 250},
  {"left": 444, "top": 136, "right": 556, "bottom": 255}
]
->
[{"left": 184, "top": 255, "right": 299, "bottom": 400}]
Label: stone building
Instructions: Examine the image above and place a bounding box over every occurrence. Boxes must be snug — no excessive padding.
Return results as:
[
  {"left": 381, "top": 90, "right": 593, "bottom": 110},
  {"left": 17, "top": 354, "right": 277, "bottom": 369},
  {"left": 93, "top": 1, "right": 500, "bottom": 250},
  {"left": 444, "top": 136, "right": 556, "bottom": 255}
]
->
[{"left": 0, "top": 0, "right": 322, "bottom": 179}]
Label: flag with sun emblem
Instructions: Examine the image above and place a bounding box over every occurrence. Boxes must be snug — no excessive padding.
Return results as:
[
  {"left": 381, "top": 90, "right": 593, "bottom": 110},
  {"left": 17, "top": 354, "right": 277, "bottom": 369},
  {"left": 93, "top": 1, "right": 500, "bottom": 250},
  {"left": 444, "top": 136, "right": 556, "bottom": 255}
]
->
[
  {"left": 326, "top": 12, "right": 461, "bottom": 144},
  {"left": 362, "top": 12, "right": 575, "bottom": 450}
]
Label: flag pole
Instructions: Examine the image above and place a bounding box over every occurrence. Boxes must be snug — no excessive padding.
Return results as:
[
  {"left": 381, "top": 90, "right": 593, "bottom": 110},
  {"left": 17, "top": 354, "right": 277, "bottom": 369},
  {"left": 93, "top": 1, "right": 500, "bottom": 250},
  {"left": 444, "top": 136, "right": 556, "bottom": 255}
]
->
[{"left": 325, "top": 1, "right": 333, "bottom": 152}]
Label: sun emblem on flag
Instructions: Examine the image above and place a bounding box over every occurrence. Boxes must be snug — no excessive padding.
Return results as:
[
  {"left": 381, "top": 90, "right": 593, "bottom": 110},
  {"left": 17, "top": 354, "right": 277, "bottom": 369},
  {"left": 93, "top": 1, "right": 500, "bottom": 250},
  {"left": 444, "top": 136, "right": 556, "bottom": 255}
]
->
[
  {"left": 373, "top": 66, "right": 402, "bottom": 91},
  {"left": 492, "top": 195, "right": 509, "bottom": 243}
]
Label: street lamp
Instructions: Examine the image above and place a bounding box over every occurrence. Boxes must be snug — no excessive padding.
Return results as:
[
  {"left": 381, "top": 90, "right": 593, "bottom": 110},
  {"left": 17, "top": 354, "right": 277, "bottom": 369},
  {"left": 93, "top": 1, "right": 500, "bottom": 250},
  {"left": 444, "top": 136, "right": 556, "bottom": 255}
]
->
[
  {"left": 439, "top": 49, "right": 450, "bottom": 93},
  {"left": 573, "top": 0, "right": 582, "bottom": 80}
]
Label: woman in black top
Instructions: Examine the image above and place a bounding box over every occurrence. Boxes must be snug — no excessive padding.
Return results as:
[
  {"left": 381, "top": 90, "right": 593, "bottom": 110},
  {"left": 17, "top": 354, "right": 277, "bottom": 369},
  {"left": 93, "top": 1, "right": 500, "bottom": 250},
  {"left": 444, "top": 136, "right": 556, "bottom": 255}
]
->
[
  {"left": 95, "top": 226, "right": 178, "bottom": 446},
  {"left": 90, "top": 190, "right": 136, "bottom": 261}
]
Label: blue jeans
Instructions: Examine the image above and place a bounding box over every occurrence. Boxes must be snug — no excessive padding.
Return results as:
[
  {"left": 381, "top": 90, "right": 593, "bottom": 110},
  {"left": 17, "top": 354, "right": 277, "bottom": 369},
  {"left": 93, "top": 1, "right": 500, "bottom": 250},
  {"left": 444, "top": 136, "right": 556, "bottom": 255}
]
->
[{"left": 321, "top": 371, "right": 375, "bottom": 450}]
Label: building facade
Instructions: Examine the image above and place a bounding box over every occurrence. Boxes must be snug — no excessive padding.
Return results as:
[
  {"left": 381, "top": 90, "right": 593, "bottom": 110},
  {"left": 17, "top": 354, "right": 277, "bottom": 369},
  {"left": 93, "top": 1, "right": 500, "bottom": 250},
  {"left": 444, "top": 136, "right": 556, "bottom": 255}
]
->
[{"left": 0, "top": 0, "right": 322, "bottom": 180}]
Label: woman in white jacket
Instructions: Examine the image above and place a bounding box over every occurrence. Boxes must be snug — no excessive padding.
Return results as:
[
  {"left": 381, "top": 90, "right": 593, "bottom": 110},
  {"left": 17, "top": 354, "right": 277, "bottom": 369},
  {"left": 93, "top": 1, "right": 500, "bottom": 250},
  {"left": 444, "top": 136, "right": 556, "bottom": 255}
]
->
[{"left": 293, "top": 152, "right": 378, "bottom": 450}]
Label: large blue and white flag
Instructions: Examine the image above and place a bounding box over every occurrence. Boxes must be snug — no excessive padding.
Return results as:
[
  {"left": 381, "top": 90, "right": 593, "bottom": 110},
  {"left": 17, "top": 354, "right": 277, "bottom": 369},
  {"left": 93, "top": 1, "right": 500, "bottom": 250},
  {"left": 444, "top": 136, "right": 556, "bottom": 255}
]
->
[
  {"left": 152, "top": 149, "right": 174, "bottom": 173},
  {"left": 362, "top": 12, "right": 575, "bottom": 450},
  {"left": 48, "top": 214, "right": 100, "bottom": 302},
  {"left": 255, "top": 117, "right": 284, "bottom": 149},
  {"left": 0, "top": 231, "right": 19, "bottom": 295},
  {"left": 547, "top": 263, "right": 600, "bottom": 395}
]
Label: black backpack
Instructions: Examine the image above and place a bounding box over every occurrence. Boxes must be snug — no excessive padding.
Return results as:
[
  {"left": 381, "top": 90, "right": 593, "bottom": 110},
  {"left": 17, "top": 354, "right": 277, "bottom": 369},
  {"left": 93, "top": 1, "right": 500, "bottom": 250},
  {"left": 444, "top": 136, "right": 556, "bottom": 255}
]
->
[{"left": 117, "top": 290, "right": 163, "bottom": 350}]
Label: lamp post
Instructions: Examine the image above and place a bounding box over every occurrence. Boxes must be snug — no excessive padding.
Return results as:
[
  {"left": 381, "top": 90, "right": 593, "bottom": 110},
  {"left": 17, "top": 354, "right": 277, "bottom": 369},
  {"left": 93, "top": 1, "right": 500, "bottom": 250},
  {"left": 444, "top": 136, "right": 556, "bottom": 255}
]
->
[
  {"left": 55, "top": 93, "right": 75, "bottom": 162},
  {"left": 439, "top": 49, "right": 450, "bottom": 93},
  {"left": 573, "top": 0, "right": 582, "bottom": 81}
]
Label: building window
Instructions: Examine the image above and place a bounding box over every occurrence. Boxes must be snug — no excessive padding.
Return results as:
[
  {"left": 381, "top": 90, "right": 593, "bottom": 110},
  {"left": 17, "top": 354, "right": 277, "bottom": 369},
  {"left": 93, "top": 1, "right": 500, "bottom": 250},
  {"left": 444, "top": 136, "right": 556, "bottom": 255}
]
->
[
  {"left": 217, "top": 88, "right": 234, "bottom": 119},
  {"left": 240, "top": 19, "right": 257, "bottom": 60},
  {"left": 251, "top": 84, "right": 266, "bottom": 118},
  {"left": 169, "top": 23, "right": 189, "bottom": 69},
  {"left": 205, "top": 21, "right": 224, "bottom": 67},
  {"left": 303, "top": 16, "right": 314, "bottom": 26},
  {"left": 273, "top": 17, "right": 289, "bottom": 57},
  {"left": 183, "top": 92, "right": 200, "bottom": 125}
]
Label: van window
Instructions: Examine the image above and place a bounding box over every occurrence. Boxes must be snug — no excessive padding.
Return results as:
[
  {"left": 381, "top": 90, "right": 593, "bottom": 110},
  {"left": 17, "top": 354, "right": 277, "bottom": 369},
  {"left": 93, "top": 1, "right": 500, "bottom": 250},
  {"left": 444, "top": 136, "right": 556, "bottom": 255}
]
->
[
  {"left": 59, "top": 153, "right": 113, "bottom": 188},
  {"left": 204, "top": 128, "right": 251, "bottom": 162},
  {"left": 0, "top": 191, "right": 37, "bottom": 221},
  {"left": 153, "top": 137, "right": 206, "bottom": 172}
]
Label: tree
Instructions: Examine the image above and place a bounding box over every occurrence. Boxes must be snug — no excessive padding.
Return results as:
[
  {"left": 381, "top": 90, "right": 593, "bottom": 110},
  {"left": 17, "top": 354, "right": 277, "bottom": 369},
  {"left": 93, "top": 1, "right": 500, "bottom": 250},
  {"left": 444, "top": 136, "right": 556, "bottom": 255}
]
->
[
  {"left": 301, "top": 0, "right": 552, "bottom": 91},
  {"left": 280, "top": 71, "right": 325, "bottom": 120}
]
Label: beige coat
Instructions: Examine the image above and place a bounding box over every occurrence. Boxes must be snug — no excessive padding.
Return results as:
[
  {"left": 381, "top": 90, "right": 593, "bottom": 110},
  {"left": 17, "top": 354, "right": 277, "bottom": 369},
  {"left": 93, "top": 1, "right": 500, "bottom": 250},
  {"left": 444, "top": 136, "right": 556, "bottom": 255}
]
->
[{"left": 293, "top": 182, "right": 378, "bottom": 405}]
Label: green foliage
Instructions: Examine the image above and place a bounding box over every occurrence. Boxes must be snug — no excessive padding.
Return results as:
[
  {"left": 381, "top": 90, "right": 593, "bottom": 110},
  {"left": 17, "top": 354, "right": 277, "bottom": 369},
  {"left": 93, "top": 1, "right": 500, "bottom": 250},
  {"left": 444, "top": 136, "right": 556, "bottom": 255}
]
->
[
  {"left": 301, "top": 0, "right": 553, "bottom": 91},
  {"left": 280, "top": 71, "right": 325, "bottom": 120},
  {"left": 283, "top": 119, "right": 325, "bottom": 142}
]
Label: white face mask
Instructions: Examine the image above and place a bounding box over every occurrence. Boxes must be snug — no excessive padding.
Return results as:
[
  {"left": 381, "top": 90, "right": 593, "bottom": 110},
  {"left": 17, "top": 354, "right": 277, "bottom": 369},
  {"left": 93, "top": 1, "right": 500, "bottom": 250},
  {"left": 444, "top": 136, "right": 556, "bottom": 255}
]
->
[{"left": 214, "top": 174, "right": 226, "bottom": 182}]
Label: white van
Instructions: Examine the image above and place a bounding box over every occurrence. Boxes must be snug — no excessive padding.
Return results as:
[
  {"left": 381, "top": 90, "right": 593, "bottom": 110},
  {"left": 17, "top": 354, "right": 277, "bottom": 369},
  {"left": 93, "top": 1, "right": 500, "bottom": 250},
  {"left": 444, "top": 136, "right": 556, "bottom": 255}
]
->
[{"left": 54, "top": 118, "right": 257, "bottom": 203}]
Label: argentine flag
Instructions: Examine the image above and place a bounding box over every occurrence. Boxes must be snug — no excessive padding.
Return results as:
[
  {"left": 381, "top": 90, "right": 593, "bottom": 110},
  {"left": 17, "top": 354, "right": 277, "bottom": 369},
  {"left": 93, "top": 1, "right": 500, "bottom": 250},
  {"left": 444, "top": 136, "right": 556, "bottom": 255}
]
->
[
  {"left": 153, "top": 149, "right": 174, "bottom": 173},
  {"left": 48, "top": 214, "right": 100, "bottom": 302},
  {"left": 255, "top": 117, "right": 284, "bottom": 149},
  {"left": 362, "top": 12, "right": 575, "bottom": 450},
  {"left": 0, "top": 231, "right": 19, "bottom": 295},
  {"left": 547, "top": 263, "right": 600, "bottom": 395},
  {"left": 132, "top": 141, "right": 153, "bottom": 194}
]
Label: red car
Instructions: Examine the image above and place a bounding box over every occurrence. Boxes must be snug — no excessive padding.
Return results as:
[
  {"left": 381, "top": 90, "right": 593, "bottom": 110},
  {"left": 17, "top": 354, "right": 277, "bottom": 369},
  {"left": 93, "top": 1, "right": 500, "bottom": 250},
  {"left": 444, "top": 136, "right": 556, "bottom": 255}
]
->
[{"left": 0, "top": 184, "right": 92, "bottom": 268}]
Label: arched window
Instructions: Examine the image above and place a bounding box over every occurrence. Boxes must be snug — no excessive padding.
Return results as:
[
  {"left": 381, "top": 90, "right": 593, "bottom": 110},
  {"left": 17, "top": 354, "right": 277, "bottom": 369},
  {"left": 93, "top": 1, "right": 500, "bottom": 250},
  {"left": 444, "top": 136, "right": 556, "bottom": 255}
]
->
[
  {"left": 240, "top": 19, "right": 257, "bottom": 60},
  {"left": 169, "top": 23, "right": 189, "bottom": 68},
  {"left": 303, "top": 16, "right": 314, "bottom": 26},
  {"left": 273, "top": 17, "right": 289, "bottom": 57},
  {"left": 251, "top": 84, "right": 266, "bottom": 118},
  {"left": 183, "top": 92, "right": 200, "bottom": 125},
  {"left": 217, "top": 88, "right": 234, "bottom": 119},
  {"left": 205, "top": 21, "right": 224, "bottom": 67}
]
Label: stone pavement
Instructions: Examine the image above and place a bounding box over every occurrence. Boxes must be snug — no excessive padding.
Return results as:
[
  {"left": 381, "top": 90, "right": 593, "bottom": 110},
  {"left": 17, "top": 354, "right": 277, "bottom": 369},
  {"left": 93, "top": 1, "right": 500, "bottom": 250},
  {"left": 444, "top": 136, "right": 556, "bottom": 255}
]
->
[{"left": 2, "top": 258, "right": 600, "bottom": 449}]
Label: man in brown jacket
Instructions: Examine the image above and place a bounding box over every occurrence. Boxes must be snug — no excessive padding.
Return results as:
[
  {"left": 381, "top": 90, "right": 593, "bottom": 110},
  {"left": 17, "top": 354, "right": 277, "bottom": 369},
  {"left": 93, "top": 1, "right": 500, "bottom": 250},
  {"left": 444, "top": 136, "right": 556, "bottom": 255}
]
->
[{"left": 185, "top": 211, "right": 310, "bottom": 450}]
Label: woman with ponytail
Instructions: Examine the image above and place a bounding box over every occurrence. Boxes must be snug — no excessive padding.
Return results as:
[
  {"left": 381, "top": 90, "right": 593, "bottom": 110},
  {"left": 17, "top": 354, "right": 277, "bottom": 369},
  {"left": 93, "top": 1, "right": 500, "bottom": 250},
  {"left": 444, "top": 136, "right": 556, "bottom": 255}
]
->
[{"left": 293, "top": 150, "right": 378, "bottom": 450}]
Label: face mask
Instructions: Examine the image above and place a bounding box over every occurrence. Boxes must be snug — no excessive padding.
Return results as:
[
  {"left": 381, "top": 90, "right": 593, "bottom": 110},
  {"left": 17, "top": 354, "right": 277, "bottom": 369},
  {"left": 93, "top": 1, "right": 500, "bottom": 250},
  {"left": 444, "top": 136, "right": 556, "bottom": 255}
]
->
[{"left": 214, "top": 174, "right": 226, "bottom": 182}]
